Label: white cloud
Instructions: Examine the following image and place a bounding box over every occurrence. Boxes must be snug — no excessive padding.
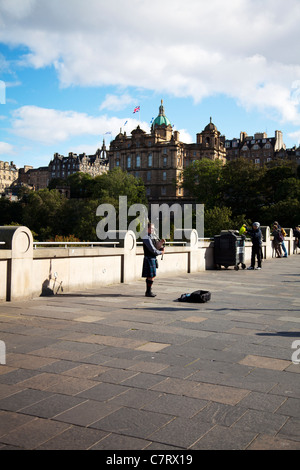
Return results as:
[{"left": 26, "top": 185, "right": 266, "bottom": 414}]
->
[
  {"left": 0, "top": 0, "right": 300, "bottom": 125},
  {"left": 10, "top": 105, "right": 149, "bottom": 144},
  {"left": 100, "top": 93, "right": 135, "bottom": 112},
  {"left": 0, "top": 141, "right": 14, "bottom": 154}
]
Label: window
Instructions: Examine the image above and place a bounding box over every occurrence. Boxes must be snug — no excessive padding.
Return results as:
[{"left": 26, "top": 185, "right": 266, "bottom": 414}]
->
[
  {"left": 162, "top": 171, "right": 167, "bottom": 181},
  {"left": 148, "top": 153, "right": 152, "bottom": 167},
  {"left": 136, "top": 154, "right": 141, "bottom": 168},
  {"left": 116, "top": 160, "right": 120, "bottom": 166},
  {"left": 255, "top": 158, "right": 260, "bottom": 164},
  {"left": 147, "top": 171, "right": 151, "bottom": 181},
  {"left": 127, "top": 156, "right": 131, "bottom": 168},
  {"left": 163, "top": 156, "right": 167, "bottom": 167},
  {"left": 161, "top": 186, "right": 166, "bottom": 195}
]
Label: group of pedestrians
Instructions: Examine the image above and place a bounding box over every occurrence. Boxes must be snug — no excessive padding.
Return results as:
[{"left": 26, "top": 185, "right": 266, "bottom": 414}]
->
[
  {"left": 142, "top": 220, "right": 296, "bottom": 295},
  {"left": 244, "top": 220, "right": 289, "bottom": 271}
]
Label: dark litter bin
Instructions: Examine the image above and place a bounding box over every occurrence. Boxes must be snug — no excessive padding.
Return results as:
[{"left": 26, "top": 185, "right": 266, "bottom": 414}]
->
[{"left": 214, "top": 230, "right": 246, "bottom": 270}]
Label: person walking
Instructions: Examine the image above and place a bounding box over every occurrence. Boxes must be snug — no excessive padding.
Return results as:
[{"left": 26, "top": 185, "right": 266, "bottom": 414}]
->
[
  {"left": 142, "top": 223, "right": 165, "bottom": 297},
  {"left": 246, "top": 222, "right": 263, "bottom": 270}
]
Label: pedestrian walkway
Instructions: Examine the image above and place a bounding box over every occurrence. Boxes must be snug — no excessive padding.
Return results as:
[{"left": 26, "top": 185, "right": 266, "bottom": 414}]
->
[{"left": 0, "top": 255, "right": 299, "bottom": 450}]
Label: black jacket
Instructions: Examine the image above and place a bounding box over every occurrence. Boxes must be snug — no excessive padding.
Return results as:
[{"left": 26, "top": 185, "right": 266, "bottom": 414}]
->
[{"left": 247, "top": 227, "right": 262, "bottom": 246}]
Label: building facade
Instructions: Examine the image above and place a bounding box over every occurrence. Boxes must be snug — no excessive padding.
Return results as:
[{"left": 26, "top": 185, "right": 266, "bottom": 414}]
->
[
  {"left": 225, "top": 130, "right": 286, "bottom": 165},
  {"left": 0, "top": 161, "right": 18, "bottom": 194},
  {"left": 108, "top": 100, "right": 226, "bottom": 203},
  {"left": 49, "top": 142, "right": 109, "bottom": 181},
  {"left": 18, "top": 165, "right": 49, "bottom": 190}
]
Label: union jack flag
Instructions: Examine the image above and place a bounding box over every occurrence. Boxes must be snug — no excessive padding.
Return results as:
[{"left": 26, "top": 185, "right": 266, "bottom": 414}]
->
[{"left": 133, "top": 106, "right": 140, "bottom": 113}]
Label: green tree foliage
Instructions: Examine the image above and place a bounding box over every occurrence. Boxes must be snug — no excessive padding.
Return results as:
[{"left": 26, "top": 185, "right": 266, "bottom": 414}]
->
[
  {"left": 260, "top": 198, "right": 300, "bottom": 228},
  {"left": 1, "top": 160, "right": 299, "bottom": 241},
  {"left": 3, "top": 168, "right": 148, "bottom": 241},
  {"left": 181, "top": 158, "right": 223, "bottom": 208},
  {"left": 259, "top": 161, "right": 297, "bottom": 204},
  {"left": 22, "top": 189, "right": 66, "bottom": 240},
  {"left": 220, "top": 158, "right": 265, "bottom": 218},
  {"left": 204, "top": 206, "right": 234, "bottom": 238},
  {"left": 0, "top": 198, "right": 23, "bottom": 225},
  {"left": 92, "top": 168, "right": 147, "bottom": 207}
]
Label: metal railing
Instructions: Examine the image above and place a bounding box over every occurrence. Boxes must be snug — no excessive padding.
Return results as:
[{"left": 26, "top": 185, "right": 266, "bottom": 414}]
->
[{"left": 33, "top": 241, "right": 120, "bottom": 249}]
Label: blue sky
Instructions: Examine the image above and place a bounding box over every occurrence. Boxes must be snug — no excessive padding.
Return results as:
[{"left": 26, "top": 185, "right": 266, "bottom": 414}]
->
[{"left": 1, "top": 0, "right": 300, "bottom": 169}]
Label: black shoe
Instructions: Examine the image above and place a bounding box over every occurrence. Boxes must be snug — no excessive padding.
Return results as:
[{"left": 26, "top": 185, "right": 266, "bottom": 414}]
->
[{"left": 145, "top": 291, "right": 156, "bottom": 297}]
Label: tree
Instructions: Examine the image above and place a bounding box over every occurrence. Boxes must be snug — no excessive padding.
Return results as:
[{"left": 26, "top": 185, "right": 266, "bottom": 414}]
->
[
  {"left": 204, "top": 206, "right": 234, "bottom": 238},
  {"left": 259, "top": 162, "right": 298, "bottom": 205},
  {"left": 22, "top": 189, "right": 66, "bottom": 240},
  {"left": 65, "top": 172, "right": 95, "bottom": 198},
  {"left": 221, "top": 158, "right": 265, "bottom": 218},
  {"left": 181, "top": 158, "right": 223, "bottom": 208},
  {"left": 59, "top": 198, "right": 99, "bottom": 241},
  {"left": 92, "top": 168, "right": 147, "bottom": 207},
  {"left": 260, "top": 198, "right": 300, "bottom": 228},
  {"left": 0, "top": 198, "right": 23, "bottom": 225}
]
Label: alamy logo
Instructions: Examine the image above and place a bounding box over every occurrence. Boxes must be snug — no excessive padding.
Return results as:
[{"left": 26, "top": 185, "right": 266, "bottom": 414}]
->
[
  {"left": 291, "top": 340, "right": 300, "bottom": 365},
  {"left": 0, "top": 340, "right": 6, "bottom": 365},
  {"left": 96, "top": 196, "right": 204, "bottom": 240},
  {"left": 0, "top": 81, "right": 5, "bottom": 104}
]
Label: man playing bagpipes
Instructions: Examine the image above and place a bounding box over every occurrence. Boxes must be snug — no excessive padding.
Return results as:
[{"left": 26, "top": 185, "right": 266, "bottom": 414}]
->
[{"left": 142, "top": 223, "right": 165, "bottom": 297}]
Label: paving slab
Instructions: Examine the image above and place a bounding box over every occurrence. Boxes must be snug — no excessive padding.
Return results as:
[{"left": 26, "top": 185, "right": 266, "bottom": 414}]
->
[{"left": 0, "top": 254, "right": 299, "bottom": 450}]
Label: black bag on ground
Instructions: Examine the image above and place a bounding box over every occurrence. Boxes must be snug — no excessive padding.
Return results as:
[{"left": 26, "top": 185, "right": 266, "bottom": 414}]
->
[{"left": 178, "top": 290, "right": 211, "bottom": 303}]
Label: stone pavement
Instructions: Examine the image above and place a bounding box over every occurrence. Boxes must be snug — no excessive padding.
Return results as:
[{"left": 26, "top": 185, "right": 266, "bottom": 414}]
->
[{"left": 0, "top": 254, "right": 299, "bottom": 451}]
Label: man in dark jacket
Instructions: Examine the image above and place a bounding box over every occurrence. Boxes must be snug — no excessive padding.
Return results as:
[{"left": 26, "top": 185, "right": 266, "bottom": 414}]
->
[
  {"left": 142, "top": 223, "right": 165, "bottom": 297},
  {"left": 246, "top": 222, "right": 262, "bottom": 270}
]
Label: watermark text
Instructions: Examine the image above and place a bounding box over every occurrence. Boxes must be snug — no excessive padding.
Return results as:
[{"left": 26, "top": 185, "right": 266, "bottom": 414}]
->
[
  {"left": 291, "top": 340, "right": 300, "bottom": 365},
  {"left": 0, "top": 340, "right": 6, "bottom": 365},
  {"left": 96, "top": 196, "right": 204, "bottom": 240}
]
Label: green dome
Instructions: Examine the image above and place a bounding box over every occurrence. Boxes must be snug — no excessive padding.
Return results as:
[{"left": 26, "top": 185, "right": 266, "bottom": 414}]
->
[{"left": 153, "top": 100, "right": 171, "bottom": 127}]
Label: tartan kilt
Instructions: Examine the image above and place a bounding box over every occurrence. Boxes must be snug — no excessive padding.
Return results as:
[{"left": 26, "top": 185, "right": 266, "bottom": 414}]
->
[{"left": 142, "top": 257, "right": 157, "bottom": 278}]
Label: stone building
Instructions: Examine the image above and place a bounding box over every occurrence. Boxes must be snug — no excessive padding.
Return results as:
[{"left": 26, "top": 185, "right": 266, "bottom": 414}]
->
[
  {"left": 18, "top": 166, "right": 49, "bottom": 190},
  {"left": 108, "top": 100, "right": 226, "bottom": 203},
  {"left": 225, "top": 130, "right": 286, "bottom": 165},
  {"left": 0, "top": 161, "right": 18, "bottom": 194},
  {"left": 49, "top": 141, "right": 109, "bottom": 180}
]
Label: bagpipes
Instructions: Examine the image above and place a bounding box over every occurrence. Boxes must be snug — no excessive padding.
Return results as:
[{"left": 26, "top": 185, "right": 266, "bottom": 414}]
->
[{"left": 151, "top": 229, "right": 166, "bottom": 259}]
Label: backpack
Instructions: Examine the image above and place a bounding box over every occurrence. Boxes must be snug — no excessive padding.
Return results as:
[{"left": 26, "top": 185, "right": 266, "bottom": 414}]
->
[
  {"left": 178, "top": 290, "right": 211, "bottom": 303},
  {"left": 278, "top": 231, "right": 284, "bottom": 242}
]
